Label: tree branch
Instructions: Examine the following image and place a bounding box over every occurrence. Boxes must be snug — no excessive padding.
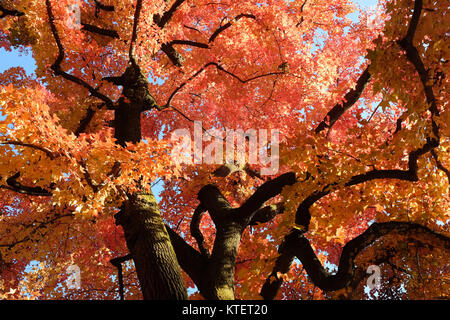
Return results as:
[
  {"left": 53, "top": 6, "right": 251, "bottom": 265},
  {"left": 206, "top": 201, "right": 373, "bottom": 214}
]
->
[
  {"left": 197, "top": 184, "right": 234, "bottom": 223},
  {"left": 162, "top": 62, "right": 284, "bottom": 109},
  {"left": 190, "top": 205, "right": 210, "bottom": 257},
  {"left": 154, "top": 0, "right": 186, "bottom": 29},
  {"left": 314, "top": 66, "right": 371, "bottom": 134},
  {"left": 0, "top": 172, "right": 52, "bottom": 196},
  {"left": 248, "top": 203, "right": 284, "bottom": 226},
  {"left": 169, "top": 39, "right": 209, "bottom": 49},
  {"left": 431, "top": 149, "right": 450, "bottom": 186},
  {"left": 129, "top": 0, "right": 143, "bottom": 63},
  {"left": 261, "top": 221, "right": 450, "bottom": 299},
  {"left": 0, "top": 140, "right": 56, "bottom": 160},
  {"left": 238, "top": 172, "right": 296, "bottom": 221},
  {"left": 0, "top": 212, "right": 73, "bottom": 249},
  {"left": 110, "top": 253, "right": 132, "bottom": 300},
  {"left": 0, "top": 4, "right": 24, "bottom": 19},
  {"left": 93, "top": 0, "right": 114, "bottom": 13},
  {"left": 45, "top": 0, "right": 114, "bottom": 109},
  {"left": 74, "top": 104, "right": 104, "bottom": 136},
  {"left": 165, "top": 223, "right": 208, "bottom": 290},
  {"left": 81, "top": 23, "right": 119, "bottom": 39},
  {"left": 208, "top": 14, "right": 256, "bottom": 43},
  {"left": 396, "top": 0, "right": 439, "bottom": 138},
  {"left": 160, "top": 42, "right": 184, "bottom": 67}
]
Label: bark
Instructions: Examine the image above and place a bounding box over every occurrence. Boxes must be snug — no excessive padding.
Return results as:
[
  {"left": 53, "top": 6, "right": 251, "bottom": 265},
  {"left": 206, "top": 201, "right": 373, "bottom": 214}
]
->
[
  {"left": 194, "top": 185, "right": 242, "bottom": 299},
  {"left": 194, "top": 178, "right": 295, "bottom": 300},
  {"left": 205, "top": 221, "right": 244, "bottom": 299},
  {"left": 112, "top": 62, "right": 187, "bottom": 300},
  {"left": 115, "top": 193, "right": 188, "bottom": 300}
]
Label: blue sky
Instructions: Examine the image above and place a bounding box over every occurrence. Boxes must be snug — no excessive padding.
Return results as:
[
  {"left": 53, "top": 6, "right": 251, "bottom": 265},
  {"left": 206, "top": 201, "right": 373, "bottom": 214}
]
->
[{"left": 0, "top": 48, "right": 36, "bottom": 74}]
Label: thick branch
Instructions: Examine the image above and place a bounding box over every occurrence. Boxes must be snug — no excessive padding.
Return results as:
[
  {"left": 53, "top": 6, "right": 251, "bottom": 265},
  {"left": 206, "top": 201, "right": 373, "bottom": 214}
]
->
[
  {"left": 261, "top": 221, "right": 450, "bottom": 299},
  {"left": 161, "top": 42, "right": 184, "bottom": 67},
  {"left": 155, "top": 0, "right": 186, "bottom": 29},
  {"left": 197, "top": 184, "right": 233, "bottom": 223},
  {"left": 0, "top": 4, "right": 24, "bottom": 19},
  {"left": 81, "top": 23, "right": 119, "bottom": 39},
  {"left": 248, "top": 203, "right": 284, "bottom": 226},
  {"left": 169, "top": 39, "right": 209, "bottom": 49},
  {"left": 238, "top": 172, "right": 296, "bottom": 221},
  {"left": 1, "top": 172, "right": 52, "bottom": 197},
  {"left": 74, "top": 104, "right": 103, "bottom": 136},
  {"left": 165, "top": 224, "right": 208, "bottom": 290},
  {"left": 94, "top": 0, "right": 114, "bottom": 13}
]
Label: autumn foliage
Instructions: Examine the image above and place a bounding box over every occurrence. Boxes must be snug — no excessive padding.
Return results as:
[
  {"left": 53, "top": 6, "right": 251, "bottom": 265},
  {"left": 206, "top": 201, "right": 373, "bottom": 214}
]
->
[{"left": 0, "top": 0, "right": 448, "bottom": 300}]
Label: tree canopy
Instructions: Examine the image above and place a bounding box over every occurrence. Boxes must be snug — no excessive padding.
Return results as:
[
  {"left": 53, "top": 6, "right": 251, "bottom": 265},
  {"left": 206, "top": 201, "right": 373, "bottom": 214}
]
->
[{"left": 0, "top": 0, "right": 448, "bottom": 300}]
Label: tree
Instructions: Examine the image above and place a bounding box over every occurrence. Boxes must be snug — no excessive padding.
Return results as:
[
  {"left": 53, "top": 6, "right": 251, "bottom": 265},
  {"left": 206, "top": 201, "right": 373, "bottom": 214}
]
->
[{"left": 0, "top": 0, "right": 448, "bottom": 300}]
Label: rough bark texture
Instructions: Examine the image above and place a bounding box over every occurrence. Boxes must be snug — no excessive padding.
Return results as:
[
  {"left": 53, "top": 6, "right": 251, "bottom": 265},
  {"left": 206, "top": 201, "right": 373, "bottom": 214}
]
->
[
  {"left": 205, "top": 221, "right": 244, "bottom": 299},
  {"left": 112, "top": 62, "right": 188, "bottom": 300},
  {"left": 115, "top": 193, "right": 188, "bottom": 300}
]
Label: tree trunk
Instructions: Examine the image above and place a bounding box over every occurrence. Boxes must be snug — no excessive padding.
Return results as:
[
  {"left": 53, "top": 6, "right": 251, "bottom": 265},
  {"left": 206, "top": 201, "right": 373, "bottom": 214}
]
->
[
  {"left": 115, "top": 193, "right": 188, "bottom": 300},
  {"left": 112, "top": 68, "right": 188, "bottom": 299},
  {"left": 204, "top": 222, "right": 242, "bottom": 300}
]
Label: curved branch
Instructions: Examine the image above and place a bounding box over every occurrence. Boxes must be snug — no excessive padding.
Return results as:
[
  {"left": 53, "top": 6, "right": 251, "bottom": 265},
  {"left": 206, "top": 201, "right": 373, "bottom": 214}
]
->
[
  {"left": 160, "top": 12, "right": 256, "bottom": 67},
  {"left": 248, "top": 203, "right": 284, "bottom": 226},
  {"left": 208, "top": 62, "right": 284, "bottom": 83},
  {"left": 295, "top": 136, "right": 439, "bottom": 229},
  {"left": 0, "top": 140, "right": 56, "bottom": 160},
  {"left": 396, "top": 0, "right": 439, "bottom": 138},
  {"left": 190, "top": 205, "right": 210, "bottom": 257},
  {"left": 1, "top": 172, "right": 53, "bottom": 196},
  {"left": 45, "top": 0, "right": 114, "bottom": 109},
  {"left": 208, "top": 14, "right": 256, "bottom": 43},
  {"left": 238, "top": 172, "right": 296, "bottom": 221},
  {"left": 431, "top": 149, "right": 450, "bottom": 186},
  {"left": 261, "top": 221, "right": 450, "bottom": 299},
  {"left": 163, "top": 62, "right": 284, "bottom": 109},
  {"left": 314, "top": 66, "right": 371, "bottom": 134}
]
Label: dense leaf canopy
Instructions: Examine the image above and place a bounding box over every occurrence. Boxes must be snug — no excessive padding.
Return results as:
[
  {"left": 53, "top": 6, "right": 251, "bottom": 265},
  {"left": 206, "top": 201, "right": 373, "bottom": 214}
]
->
[{"left": 0, "top": 0, "right": 448, "bottom": 300}]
